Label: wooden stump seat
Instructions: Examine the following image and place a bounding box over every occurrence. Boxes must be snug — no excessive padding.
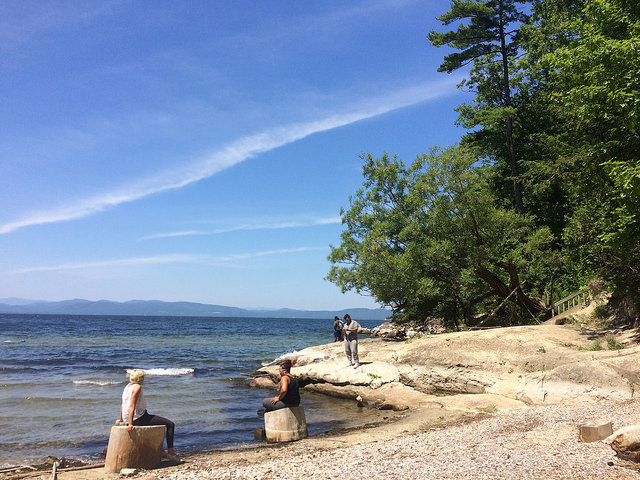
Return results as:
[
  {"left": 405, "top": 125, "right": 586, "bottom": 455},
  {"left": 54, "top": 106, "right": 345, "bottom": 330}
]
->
[
  {"left": 264, "top": 406, "right": 308, "bottom": 442},
  {"left": 104, "top": 425, "right": 166, "bottom": 473}
]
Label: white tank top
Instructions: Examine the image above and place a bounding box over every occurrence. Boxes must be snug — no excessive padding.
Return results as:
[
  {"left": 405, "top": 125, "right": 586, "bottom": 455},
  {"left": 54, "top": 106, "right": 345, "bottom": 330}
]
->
[{"left": 121, "top": 383, "right": 147, "bottom": 422}]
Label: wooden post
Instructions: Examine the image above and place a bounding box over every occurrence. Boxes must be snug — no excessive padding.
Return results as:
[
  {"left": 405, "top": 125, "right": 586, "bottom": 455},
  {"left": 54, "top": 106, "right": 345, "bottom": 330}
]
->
[
  {"left": 264, "top": 406, "right": 308, "bottom": 442},
  {"left": 104, "top": 425, "right": 165, "bottom": 473}
]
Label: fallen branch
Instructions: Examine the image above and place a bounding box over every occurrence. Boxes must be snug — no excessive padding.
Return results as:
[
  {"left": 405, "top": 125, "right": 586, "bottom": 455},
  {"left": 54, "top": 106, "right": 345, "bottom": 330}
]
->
[
  {"left": 0, "top": 466, "right": 36, "bottom": 474},
  {"left": 482, "top": 285, "right": 519, "bottom": 324}
]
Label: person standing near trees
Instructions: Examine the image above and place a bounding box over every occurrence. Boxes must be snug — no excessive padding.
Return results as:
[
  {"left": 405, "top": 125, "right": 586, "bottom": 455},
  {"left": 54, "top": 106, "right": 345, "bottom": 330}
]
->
[{"left": 343, "top": 314, "right": 360, "bottom": 368}]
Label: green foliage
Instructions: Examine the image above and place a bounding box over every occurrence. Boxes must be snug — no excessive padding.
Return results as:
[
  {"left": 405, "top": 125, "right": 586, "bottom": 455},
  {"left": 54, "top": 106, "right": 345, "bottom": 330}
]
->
[
  {"left": 593, "top": 304, "right": 609, "bottom": 320},
  {"left": 429, "top": 0, "right": 532, "bottom": 213},
  {"left": 326, "top": 0, "right": 640, "bottom": 326},
  {"left": 606, "top": 335, "right": 623, "bottom": 350},
  {"left": 428, "top": 0, "right": 529, "bottom": 74},
  {"left": 537, "top": 0, "right": 640, "bottom": 306},
  {"left": 327, "top": 146, "right": 554, "bottom": 328}
]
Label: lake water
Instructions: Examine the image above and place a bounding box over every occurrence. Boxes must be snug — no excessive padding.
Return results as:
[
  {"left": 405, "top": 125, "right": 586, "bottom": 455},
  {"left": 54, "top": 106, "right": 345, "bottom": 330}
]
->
[{"left": 0, "top": 313, "right": 383, "bottom": 467}]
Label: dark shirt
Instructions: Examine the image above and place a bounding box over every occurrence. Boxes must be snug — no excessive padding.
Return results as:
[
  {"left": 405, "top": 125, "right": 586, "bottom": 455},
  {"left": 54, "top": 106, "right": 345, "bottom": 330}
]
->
[{"left": 281, "top": 375, "right": 300, "bottom": 406}]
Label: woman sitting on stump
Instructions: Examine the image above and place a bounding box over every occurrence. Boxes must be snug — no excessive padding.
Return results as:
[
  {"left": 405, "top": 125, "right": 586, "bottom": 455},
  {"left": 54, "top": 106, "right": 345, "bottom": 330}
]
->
[
  {"left": 120, "top": 369, "right": 178, "bottom": 461},
  {"left": 262, "top": 359, "right": 300, "bottom": 412}
]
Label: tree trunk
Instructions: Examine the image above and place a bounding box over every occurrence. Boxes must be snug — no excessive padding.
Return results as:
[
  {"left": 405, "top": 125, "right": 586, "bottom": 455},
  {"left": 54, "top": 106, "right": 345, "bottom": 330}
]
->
[
  {"left": 498, "top": 0, "right": 524, "bottom": 214},
  {"left": 476, "top": 264, "right": 549, "bottom": 320}
]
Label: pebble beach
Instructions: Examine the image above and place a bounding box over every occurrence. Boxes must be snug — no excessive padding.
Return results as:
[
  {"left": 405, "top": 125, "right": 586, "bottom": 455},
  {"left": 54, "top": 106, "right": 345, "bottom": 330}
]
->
[{"left": 134, "top": 399, "right": 640, "bottom": 480}]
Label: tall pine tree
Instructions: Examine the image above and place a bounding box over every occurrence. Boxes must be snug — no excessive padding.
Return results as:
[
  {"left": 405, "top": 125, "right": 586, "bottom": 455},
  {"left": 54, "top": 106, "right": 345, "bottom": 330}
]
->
[{"left": 428, "top": 0, "right": 531, "bottom": 213}]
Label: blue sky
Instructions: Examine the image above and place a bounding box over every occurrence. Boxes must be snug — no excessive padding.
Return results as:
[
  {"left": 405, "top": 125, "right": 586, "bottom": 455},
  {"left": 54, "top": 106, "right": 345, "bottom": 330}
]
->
[{"left": 0, "top": 0, "right": 467, "bottom": 310}]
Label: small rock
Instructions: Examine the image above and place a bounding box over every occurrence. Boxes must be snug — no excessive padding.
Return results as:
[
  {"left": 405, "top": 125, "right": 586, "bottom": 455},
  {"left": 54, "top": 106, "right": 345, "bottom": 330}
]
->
[{"left": 120, "top": 468, "right": 139, "bottom": 477}]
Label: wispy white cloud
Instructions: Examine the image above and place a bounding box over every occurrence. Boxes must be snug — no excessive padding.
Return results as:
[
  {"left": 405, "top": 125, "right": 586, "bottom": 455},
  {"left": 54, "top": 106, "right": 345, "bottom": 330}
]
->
[
  {"left": 1, "top": 1, "right": 124, "bottom": 49},
  {"left": 13, "top": 247, "right": 324, "bottom": 274},
  {"left": 141, "top": 216, "right": 341, "bottom": 240},
  {"left": 13, "top": 254, "right": 199, "bottom": 274},
  {"left": 0, "top": 77, "right": 461, "bottom": 236},
  {"left": 213, "top": 247, "right": 324, "bottom": 263}
]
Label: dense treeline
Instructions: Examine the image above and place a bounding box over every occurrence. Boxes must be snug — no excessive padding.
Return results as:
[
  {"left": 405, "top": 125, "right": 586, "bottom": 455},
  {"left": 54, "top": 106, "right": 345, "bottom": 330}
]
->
[{"left": 327, "top": 0, "right": 639, "bottom": 328}]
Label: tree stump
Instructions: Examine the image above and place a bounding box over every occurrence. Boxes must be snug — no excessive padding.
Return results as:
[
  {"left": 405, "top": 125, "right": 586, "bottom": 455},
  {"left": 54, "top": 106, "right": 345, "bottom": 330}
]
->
[
  {"left": 264, "top": 406, "right": 308, "bottom": 442},
  {"left": 104, "top": 425, "right": 165, "bottom": 473}
]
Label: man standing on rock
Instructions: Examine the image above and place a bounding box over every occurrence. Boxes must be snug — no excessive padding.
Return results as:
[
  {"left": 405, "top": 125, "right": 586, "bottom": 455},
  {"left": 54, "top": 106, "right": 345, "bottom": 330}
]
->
[{"left": 343, "top": 314, "right": 360, "bottom": 368}]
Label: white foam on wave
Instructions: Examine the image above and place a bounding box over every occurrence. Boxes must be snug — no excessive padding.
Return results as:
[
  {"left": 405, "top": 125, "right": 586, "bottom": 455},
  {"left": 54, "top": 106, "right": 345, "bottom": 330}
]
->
[
  {"left": 73, "top": 380, "right": 124, "bottom": 386},
  {"left": 126, "top": 368, "right": 195, "bottom": 376},
  {"left": 261, "top": 351, "right": 299, "bottom": 367}
]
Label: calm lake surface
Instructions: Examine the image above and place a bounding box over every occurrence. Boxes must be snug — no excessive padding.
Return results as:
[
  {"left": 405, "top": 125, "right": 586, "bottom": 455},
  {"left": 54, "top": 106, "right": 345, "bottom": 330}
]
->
[{"left": 0, "top": 314, "right": 383, "bottom": 467}]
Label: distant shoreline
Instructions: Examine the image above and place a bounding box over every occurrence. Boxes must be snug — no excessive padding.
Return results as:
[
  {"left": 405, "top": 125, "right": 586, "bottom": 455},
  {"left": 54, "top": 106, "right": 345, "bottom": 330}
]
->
[{"left": 0, "top": 299, "right": 391, "bottom": 320}]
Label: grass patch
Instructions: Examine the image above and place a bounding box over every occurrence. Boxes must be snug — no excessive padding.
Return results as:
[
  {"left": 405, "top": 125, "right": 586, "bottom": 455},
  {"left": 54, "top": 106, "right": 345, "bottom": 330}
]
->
[
  {"left": 578, "top": 338, "right": 603, "bottom": 351},
  {"left": 480, "top": 406, "right": 498, "bottom": 414},
  {"left": 594, "top": 304, "right": 609, "bottom": 320},
  {"left": 606, "top": 335, "right": 623, "bottom": 350}
]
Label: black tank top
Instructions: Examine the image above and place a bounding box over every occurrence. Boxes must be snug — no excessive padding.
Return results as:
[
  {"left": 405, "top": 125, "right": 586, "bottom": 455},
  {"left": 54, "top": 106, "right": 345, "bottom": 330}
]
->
[{"left": 282, "top": 375, "right": 300, "bottom": 406}]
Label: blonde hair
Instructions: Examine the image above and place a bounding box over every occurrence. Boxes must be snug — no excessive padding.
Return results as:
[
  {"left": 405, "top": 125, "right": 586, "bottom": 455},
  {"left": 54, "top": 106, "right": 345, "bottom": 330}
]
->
[{"left": 129, "top": 369, "right": 146, "bottom": 384}]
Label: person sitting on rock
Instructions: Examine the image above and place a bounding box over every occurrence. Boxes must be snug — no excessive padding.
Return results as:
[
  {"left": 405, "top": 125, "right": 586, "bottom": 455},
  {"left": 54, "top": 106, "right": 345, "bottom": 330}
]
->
[
  {"left": 120, "top": 369, "right": 179, "bottom": 462},
  {"left": 262, "top": 359, "right": 300, "bottom": 412}
]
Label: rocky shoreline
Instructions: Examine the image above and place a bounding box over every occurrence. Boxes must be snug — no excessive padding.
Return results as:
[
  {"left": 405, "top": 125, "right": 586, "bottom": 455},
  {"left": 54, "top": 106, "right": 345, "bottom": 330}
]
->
[{"left": 252, "top": 323, "right": 640, "bottom": 414}]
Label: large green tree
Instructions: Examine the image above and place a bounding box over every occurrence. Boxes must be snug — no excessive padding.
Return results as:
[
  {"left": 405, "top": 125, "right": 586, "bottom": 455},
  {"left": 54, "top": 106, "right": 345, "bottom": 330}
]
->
[
  {"left": 537, "top": 0, "right": 640, "bottom": 306},
  {"left": 327, "top": 146, "right": 556, "bottom": 328}
]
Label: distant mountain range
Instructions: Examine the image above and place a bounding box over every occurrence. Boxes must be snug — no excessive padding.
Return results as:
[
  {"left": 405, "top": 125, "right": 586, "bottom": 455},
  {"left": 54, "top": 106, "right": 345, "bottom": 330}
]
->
[{"left": 0, "top": 298, "right": 391, "bottom": 321}]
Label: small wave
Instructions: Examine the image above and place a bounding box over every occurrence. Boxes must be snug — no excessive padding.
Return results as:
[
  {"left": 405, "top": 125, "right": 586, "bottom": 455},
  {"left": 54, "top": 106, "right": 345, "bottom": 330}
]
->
[
  {"left": 126, "top": 368, "right": 194, "bottom": 376},
  {"left": 261, "top": 351, "right": 299, "bottom": 367},
  {"left": 73, "top": 380, "right": 123, "bottom": 386}
]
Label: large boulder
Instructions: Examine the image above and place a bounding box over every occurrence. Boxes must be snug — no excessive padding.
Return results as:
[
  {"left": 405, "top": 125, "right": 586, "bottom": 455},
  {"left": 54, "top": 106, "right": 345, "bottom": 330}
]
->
[
  {"left": 604, "top": 425, "right": 640, "bottom": 462},
  {"left": 251, "top": 325, "right": 640, "bottom": 416}
]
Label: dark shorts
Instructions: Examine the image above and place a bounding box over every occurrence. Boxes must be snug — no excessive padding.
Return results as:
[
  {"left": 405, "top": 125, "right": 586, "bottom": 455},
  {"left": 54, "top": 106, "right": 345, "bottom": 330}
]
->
[{"left": 334, "top": 329, "right": 342, "bottom": 339}]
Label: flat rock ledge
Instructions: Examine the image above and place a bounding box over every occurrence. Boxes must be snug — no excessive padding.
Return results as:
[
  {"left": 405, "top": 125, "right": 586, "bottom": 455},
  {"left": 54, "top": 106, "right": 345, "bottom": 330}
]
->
[{"left": 251, "top": 324, "right": 640, "bottom": 416}]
